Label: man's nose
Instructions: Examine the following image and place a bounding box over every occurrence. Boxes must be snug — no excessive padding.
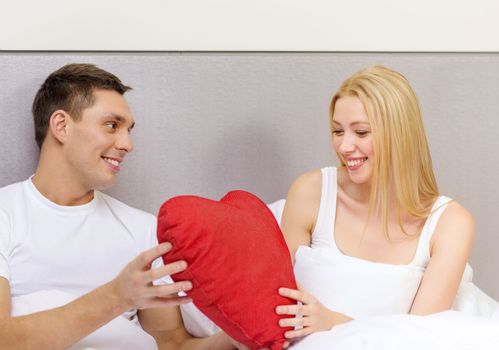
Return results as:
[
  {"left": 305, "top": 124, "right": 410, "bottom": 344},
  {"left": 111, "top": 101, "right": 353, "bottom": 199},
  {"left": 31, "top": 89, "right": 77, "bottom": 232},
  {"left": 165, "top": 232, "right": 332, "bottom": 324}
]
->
[{"left": 116, "top": 130, "right": 134, "bottom": 153}]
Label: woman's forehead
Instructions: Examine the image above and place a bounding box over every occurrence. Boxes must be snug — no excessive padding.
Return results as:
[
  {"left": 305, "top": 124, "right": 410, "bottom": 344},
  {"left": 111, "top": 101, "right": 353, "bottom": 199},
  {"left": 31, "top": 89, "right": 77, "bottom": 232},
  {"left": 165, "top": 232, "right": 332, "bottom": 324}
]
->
[{"left": 333, "top": 96, "right": 369, "bottom": 125}]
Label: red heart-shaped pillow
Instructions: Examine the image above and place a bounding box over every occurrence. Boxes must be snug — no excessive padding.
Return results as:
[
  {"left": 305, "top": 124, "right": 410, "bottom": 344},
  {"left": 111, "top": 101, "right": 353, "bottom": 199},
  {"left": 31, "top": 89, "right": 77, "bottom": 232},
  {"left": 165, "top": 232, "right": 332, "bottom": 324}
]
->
[{"left": 157, "top": 190, "right": 297, "bottom": 350}]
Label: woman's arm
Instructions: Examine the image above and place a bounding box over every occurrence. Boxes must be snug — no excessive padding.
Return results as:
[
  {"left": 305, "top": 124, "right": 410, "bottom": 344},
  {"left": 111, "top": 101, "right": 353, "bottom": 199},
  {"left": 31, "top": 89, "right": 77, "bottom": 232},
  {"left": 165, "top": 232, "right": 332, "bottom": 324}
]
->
[
  {"left": 410, "top": 201, "right": 475, "bottom": 315},
  {"left": 280, "top": 170, "right": 322, "bottom": 262},
  {"left": 278, "top": 170, "right": 352, "bottom": 339}
]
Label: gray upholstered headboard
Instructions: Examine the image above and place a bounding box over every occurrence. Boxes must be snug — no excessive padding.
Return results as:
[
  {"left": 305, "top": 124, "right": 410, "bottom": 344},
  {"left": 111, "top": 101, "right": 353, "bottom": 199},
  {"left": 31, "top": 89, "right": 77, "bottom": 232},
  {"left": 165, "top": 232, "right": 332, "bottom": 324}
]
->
[{"left": 1, "top": 52, "right": 498, "bottom": 298}]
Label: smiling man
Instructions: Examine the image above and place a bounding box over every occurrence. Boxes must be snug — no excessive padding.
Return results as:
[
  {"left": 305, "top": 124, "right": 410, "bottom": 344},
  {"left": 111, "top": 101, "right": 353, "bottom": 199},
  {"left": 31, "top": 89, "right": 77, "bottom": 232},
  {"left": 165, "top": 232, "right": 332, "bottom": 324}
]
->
[{"left": 0, "top": 64, "right": 237, "bottom": 349}]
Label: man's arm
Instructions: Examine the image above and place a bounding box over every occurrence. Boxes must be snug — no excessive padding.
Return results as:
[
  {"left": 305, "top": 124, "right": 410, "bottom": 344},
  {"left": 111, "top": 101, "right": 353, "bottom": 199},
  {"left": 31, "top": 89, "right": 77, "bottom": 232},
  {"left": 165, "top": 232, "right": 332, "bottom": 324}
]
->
[
  {"left": 139, "top": 306, "right": 237, "bottom": 350},
  {"left": 0, "top": 243, "right": 192, "bottom": 350}
]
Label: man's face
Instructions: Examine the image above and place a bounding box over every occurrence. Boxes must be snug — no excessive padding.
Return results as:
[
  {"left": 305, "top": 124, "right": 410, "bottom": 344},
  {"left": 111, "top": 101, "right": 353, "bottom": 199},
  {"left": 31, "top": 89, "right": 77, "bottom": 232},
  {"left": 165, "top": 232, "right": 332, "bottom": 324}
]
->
[{"left": 64, "top": 89, "right": 135, "bottom": 191}]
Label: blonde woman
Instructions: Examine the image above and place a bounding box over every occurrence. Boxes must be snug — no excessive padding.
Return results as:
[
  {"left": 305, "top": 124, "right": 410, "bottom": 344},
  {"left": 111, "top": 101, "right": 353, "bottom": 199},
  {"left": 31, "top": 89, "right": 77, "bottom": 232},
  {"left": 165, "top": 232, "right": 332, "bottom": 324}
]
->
[{"left": 274, "top": 65, "right": 497, "bottom": 342}]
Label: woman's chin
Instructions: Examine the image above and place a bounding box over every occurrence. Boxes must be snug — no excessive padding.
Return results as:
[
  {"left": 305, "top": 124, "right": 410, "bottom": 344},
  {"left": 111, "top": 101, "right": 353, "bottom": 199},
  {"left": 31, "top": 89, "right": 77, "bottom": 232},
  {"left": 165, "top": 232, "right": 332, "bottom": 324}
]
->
[{"left": 347, "top": 169, "right": 372, "bottom": 185}]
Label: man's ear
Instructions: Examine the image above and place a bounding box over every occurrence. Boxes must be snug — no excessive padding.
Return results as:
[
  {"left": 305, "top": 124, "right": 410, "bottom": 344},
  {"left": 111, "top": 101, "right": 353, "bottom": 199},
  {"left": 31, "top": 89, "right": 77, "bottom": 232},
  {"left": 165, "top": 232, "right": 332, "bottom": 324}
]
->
[{"left": 49, "top": 110, "right": 72, "bottom": 144}]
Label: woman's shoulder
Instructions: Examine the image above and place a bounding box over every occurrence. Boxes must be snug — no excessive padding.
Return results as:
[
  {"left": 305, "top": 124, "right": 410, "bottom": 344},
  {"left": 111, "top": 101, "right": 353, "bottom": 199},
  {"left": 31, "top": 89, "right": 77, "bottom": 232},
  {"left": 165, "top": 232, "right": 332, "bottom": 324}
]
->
[
  {"left": 431, "top": 198, "right": 475, "bottom": 249},
  {"left": 438, "top": 199, "right": 474, "bottom": 227},
  {"left": 283, "top": 168, "right": 328, "bottom": 237},
  {"left": 288, "top": 168, "right": 322, "bottom": 197}
]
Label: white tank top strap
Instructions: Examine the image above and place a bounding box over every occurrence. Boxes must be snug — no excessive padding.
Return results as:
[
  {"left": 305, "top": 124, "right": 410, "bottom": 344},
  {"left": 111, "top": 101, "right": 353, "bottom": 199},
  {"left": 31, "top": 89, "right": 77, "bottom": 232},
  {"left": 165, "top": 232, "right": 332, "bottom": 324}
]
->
[
  {"left": 408, "top": 195, "right": 453, "bottom": 268},
  {"left": 311, "top": 166, "right": 338, "bottom": 250}
]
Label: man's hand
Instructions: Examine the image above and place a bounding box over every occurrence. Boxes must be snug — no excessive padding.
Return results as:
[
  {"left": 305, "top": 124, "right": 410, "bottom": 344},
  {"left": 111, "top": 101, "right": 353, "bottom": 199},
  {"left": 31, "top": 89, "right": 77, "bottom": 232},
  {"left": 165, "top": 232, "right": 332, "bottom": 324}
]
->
[
  {"left": 0, "top": 242, "right": 194, "bottom": 350},
  {"left": 110, "top": 242, "right": 193, "bottom": 310}
]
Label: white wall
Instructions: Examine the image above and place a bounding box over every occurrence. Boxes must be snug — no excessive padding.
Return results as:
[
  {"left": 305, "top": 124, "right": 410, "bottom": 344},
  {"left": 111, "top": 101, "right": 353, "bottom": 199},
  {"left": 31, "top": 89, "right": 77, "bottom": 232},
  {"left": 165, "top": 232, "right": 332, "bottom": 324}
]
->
[
  {"left": 1, "top": 0, "right": 499, "bottom": 51},
  {"left": 2, "top": 53, "right": 499, "bottom": 298}
]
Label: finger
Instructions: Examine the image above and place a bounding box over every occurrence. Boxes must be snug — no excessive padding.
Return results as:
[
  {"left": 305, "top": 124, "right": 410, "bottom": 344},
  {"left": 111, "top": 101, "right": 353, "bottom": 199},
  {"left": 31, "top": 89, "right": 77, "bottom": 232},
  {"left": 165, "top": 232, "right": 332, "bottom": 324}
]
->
[
  {"left": 135, "top": 242, "right": 172, "bottom": 269},
  {"left": 280, "top": 316, "right": 315, "bottom": 328},
  {"left": 279, "top": 288, "right": 306, "bottom": 302},
  {"left": 284, "top": 327, "right": 313, "bottom": 339},
  {"left": 282, "top": 287, "right": 316, "bottom": 306},
  {"left": 275, "top": 303, "right": 305, "bottom": 316},
  {"left": 147, "top": 281, "right": 193, "bottom": 298},
  {"left": 278, "top": 316, "right": 305, "bottom": 328},
  {"left": 147, "top": 260, "right": 188, "bottom": 281},
  {"left": 294, "top": 284, "right": 316, "bottom": 305}
]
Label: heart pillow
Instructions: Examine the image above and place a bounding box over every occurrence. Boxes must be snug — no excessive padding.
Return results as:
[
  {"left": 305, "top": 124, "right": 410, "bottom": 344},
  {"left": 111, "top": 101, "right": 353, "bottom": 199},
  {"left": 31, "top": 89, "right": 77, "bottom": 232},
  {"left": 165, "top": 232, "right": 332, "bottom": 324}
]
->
[{"left": 157, "top": 190, "right": 297, "bottom": 350}]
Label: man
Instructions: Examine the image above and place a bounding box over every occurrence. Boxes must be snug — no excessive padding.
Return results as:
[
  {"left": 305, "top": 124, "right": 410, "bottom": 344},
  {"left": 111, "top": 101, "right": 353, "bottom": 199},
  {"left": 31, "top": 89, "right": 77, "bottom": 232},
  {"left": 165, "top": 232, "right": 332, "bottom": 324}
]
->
[{"left": 0, "top": 63, "right": 237, "bottom": 349}]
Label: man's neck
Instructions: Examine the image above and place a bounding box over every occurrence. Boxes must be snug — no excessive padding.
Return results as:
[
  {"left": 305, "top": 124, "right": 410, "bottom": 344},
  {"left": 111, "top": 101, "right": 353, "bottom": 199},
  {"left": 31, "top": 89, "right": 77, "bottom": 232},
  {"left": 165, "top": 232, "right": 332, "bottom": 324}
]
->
[{"left": 32, "top": 159, "right": 94, "bottom": 206}]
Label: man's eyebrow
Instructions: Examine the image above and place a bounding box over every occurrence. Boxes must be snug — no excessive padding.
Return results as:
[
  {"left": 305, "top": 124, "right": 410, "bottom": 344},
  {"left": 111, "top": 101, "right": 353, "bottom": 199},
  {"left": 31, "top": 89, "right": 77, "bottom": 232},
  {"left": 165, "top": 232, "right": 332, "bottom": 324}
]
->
[{"left": 103, "top": 113, "right": 135, "bottom": 129}]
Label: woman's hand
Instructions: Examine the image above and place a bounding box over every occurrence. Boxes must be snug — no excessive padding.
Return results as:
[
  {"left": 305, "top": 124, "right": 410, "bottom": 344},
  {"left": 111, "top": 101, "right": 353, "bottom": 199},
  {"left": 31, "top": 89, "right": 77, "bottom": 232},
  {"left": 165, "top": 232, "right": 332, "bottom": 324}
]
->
[{"left": 276, "top": 286, "right": 336, "bottom": 339}]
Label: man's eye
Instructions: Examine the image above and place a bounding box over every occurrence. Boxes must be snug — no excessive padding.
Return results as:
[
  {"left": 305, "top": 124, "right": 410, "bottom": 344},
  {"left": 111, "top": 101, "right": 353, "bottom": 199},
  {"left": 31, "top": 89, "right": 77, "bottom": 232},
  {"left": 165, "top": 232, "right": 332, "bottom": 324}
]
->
[{"left": 105, "top": 122, "right": 117, "bottom": 130}]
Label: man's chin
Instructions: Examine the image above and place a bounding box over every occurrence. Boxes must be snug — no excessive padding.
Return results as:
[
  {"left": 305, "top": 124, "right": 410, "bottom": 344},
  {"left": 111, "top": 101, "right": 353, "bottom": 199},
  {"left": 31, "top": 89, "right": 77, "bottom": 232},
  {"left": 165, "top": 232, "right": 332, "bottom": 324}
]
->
[{"left": 94, "top": 177, "right": 117, "bottom": 191}]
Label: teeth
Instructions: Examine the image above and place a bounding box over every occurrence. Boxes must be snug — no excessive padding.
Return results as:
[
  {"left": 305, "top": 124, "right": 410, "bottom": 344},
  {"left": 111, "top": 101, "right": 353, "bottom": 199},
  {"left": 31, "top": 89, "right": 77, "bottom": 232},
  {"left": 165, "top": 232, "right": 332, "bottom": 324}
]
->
[
  {"left": 347, "top": 158, "right": 367, "bottom": 167},
  {"left": 103, "top": 157, "right": 119, "bottom": 167}
]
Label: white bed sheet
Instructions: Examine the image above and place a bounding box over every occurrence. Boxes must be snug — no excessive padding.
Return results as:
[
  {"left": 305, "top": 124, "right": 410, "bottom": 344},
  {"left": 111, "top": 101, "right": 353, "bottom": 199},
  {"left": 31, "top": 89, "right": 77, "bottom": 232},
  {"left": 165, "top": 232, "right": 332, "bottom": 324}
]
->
[{"left": 291, "top": 311, "right": 499, "bottom": 350}]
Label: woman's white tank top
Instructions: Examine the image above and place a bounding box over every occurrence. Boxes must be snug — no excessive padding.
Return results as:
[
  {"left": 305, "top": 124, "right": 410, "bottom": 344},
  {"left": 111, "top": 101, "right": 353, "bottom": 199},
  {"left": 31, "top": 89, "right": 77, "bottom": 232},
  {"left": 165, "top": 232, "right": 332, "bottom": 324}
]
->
[{"left": 294, "top": 166, "right": 452, "bottom": 318}]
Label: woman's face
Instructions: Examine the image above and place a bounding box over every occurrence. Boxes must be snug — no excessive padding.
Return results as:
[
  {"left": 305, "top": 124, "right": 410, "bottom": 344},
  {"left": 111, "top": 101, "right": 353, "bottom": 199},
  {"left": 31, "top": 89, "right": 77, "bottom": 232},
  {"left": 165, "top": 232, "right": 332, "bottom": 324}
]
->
[{"left": 332, "top": 96, "right": 374, "bottom": 185}]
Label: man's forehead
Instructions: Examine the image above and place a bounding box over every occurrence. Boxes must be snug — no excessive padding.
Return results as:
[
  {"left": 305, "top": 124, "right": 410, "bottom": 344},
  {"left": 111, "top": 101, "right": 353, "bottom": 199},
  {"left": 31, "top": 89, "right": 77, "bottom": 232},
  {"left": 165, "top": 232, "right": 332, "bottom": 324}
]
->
[
  {"left": 93, "top": 90, "right": 133, "bottom": 113},
  {"left": 79, "top": 91, "right": 134, "bottom": 126}
]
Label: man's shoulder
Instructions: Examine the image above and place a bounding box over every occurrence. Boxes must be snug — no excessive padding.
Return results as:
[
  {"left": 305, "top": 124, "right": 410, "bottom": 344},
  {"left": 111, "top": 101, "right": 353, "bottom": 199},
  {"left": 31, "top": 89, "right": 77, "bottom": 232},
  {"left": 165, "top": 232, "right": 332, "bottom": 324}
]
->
[
  {"left": 0, "top": 180, "right": 25, "bottom": 194},
  {"left": 0, "top": 180, "right": 26, "bottom": 208},
  {"left": 97, "top": 192, "right": 156, "bottom": 224},
  {"left": 97, "top": 193, "right": 157, "bottom": 248}
]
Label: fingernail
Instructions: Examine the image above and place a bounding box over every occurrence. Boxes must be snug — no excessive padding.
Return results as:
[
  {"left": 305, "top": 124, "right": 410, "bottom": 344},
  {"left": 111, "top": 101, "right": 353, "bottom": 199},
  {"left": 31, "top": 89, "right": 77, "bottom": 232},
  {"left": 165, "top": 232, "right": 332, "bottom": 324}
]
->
[
  {"left": 183, "top": 281, "right": 193, "bottom": 291},
  {"left": 275, "top": 306, "right": 282, "bottom": 314},
  {"left": 162, "top": 242, "right": 172, "bottom": 251},
  {"left": 177, "top": 260, "right": 187, "bottom": 269}
]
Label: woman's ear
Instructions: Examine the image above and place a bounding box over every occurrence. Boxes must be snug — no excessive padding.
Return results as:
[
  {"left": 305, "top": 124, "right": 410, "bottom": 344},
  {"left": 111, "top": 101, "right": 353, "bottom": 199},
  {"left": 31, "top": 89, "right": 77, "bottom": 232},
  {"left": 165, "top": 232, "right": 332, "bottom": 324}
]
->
[{"left": 48, "top": 110, "right": 71, "bottom": 144}]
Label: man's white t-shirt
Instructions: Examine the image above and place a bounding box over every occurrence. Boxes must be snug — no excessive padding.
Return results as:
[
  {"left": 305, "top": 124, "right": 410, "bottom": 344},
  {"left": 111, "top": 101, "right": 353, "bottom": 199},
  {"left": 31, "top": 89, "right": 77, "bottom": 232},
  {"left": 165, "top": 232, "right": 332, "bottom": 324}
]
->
[{"left": 0, "top": 178, "right": 165, "bottom": 349}]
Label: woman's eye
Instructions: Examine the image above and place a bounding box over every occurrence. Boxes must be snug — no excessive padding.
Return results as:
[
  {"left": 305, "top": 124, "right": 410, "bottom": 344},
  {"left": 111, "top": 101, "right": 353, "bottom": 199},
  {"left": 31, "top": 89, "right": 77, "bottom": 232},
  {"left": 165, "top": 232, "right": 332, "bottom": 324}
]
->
[
  {"left": 332, "top": 130, "right": 344, "bottom": 136},
  {"left": 356, "top": 130, "right": 369, "bottom": 137}
]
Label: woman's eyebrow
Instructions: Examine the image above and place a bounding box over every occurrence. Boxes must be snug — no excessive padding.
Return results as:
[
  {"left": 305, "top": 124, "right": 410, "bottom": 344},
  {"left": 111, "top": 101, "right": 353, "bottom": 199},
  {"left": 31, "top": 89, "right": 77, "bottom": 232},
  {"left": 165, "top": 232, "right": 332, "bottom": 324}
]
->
[{"left": 332, "top": 120, "right": 370, "bottom": 126}]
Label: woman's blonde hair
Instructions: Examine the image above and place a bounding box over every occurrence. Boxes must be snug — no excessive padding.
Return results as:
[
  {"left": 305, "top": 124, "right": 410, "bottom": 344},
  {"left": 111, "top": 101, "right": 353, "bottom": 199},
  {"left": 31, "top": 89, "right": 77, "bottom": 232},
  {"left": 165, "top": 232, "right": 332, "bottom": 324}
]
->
[{"left": 330, "top": 65, "right": 439, "bottom": 238}]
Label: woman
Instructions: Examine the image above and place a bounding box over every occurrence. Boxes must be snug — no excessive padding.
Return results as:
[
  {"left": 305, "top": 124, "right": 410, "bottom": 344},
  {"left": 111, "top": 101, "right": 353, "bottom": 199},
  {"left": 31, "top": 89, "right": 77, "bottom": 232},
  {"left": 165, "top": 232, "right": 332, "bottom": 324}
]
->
[
  {"left": 275, "top": 65, "right": 491, "bottom": 341},
  {"left": 170, "top": 65, "right": 498, "bottom": 350}
]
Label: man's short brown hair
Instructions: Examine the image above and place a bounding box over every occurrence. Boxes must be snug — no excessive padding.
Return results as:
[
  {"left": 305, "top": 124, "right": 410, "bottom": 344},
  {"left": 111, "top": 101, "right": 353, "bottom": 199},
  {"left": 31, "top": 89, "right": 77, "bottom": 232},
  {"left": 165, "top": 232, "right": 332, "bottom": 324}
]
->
[{"left": 32, "top": 63, "right": 132, "bottom": 149}]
